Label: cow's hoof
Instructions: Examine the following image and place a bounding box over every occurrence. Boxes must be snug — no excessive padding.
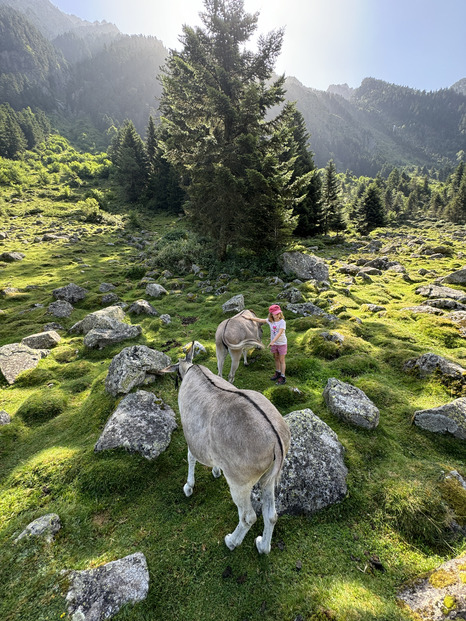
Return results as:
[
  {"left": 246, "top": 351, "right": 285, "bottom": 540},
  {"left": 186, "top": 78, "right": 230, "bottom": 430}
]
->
[
  {"left": 212, "top": 466, "right": 222, "bottom": 478},
  {"left": 255, "top": 536, "right": 270, "bottom": 554},
  {"left": 224, "top": 534, "right": 237, "bottom": 550},
  {"left": 183, "top": 483, "right": 193, "bottom": 497}
]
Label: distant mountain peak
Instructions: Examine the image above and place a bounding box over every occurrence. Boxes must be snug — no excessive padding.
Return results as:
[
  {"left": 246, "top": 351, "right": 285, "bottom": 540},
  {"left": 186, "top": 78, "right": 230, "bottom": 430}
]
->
[{"left": 327, "top": 83, "right": 355, "bottom": 100}]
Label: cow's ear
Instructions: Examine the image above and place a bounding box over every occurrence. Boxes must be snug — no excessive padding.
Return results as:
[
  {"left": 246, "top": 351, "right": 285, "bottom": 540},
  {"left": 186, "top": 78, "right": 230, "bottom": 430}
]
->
[{"left": 159, "top": 363, "right": 179, "bottom": 374}]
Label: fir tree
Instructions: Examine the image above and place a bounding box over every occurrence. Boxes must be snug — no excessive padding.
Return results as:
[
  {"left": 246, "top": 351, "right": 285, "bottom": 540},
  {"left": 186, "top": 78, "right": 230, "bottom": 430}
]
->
[
  {"left": 113, "top": 120, "right": 148, "bottom": 202},
  {"left": 158, "top": 0, "right": 309, "bottom": 258},
  {"left": 357, "top": 182, "right": 385, "bottom": 233},
  {"left": 322, "top": 160, "right": 345, "bottom": 235}
]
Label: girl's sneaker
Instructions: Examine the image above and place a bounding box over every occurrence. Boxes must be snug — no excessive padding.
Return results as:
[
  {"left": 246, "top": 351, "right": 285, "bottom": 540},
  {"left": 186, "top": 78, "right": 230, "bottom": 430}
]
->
[
  {"left": 276, "top": 376, "right": 286, "bottom": 385},
  {"left": 270, "top": 370, "right": 281, "bottom": 381}
]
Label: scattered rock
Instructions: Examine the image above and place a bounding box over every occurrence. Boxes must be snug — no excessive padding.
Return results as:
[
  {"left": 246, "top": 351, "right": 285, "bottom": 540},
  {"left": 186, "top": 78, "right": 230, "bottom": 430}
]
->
[
  {"left": 95, "top": 391, "right": 177, "bottom": 459},
  {"left": 14, "top": 513, "right": 61, "bottom": 543},
  {"left": 83, "top": 321, "right": 142, "bottom": 349},
  {"left": 413, "top": 398, "right": 466, "bottom": 440},
  {"left": 404, "top": 353, "right": 465, "bottom": 385},
  {"left": 21, "top": 330, "right": 61, "bottom": 349},
  {"left": 47, "top": 300, "right": 74, "bottom": 318},
  {"left": 438, "top": 266, "right": 466, "bottom": 285},
  {"left": 65, "top": 552, "right": 149, "bottom": 621},
  {"left": 416, "top": 284, "right": 466, "bottom": 303},
  {"left": 0, "top": 343, "right": 49, "bottom": 384},
  {"left": 323, "top": 378, "right": 380, "bottom": 429},
  {"left": 282, "top": 251, "right": 329, "bottom": 282},
  {"left": 69, "top": 306, "right": 126, "bottom": 335},
  {"left": 99, "top": 283, "right": 116, "bottom": 293},
  {"left": 0, "top": 251, "right": 25, "bottom": 262},
  {"left": 105, "top": 345, "right": 172, "bottom": 396},
  {"left": 0, "top": 410, "right": 11, "bottom": 425},
  {"left": 127, "top": 299, "right": 158, "bottom": 316},
  {"left": 286, "top": 302, "right": 337, "bottom": 321},
  {"left": 222, "top": 294, "right": 244, "bottom": 313},
  {"left": 145, "top": 283, "right": 168, "bottom": 298},
  {"left": 52, "top": 282, "right": 89, "bottom": 304}
]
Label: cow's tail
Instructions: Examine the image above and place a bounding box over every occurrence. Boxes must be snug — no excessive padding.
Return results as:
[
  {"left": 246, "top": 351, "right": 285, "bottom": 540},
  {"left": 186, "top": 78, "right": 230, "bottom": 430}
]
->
[{"left": 227, "top": 338, "right": 264, "bottom": 351}]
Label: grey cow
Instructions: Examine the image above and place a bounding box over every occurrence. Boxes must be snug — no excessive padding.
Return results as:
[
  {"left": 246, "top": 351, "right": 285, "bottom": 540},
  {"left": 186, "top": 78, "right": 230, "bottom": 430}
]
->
[
  {"left": 215, "top": 309, "right": 264, "bottom": 383},
  {"left": 163, "top": 345, "right": 290, "bottom": 554}
]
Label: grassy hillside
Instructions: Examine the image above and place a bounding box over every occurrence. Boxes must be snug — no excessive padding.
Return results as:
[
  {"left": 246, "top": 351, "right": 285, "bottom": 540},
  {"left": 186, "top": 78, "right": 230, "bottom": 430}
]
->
[{"left": 0, "top": 145, "right": 465, "bottom": 621}]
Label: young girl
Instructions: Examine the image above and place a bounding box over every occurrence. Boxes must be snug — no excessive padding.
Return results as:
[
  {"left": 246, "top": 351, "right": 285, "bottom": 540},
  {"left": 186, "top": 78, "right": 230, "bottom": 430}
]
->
[{"left": 249, "top": 304, "right": 287, "bottom": 384}]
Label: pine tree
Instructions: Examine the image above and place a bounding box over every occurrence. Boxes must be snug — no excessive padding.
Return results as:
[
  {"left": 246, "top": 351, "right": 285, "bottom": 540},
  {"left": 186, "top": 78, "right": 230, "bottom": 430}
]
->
[
  {"left": 158, "top": 0, "right": 309, "bottom": 258},
  {"left": 445, "top": 175, "right": 466, "bottom": 224},
  {"left": 357, "top": 182, "right": 385, "bottom": 233},
  {"left": 322, "top": 160, "right": 345, "bottom": 235},
  {"left": 113, "top": 120, "right": 149, "bottom": 202}
]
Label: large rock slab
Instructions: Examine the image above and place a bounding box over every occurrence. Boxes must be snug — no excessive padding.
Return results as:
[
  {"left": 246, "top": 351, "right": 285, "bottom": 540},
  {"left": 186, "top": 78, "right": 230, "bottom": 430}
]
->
[
  {"left": 413, "top": 398, "right": 466, "bottom": 440},
  {"left": 0, "top": 251, "right": 25, "bottom": 262},
  {"left": 65, "top": 552, "right": 149, "bottom": 621},
  {"left": 282, "top": 251, "right": 329, "bottom": 282},
  {"left": 70, "top": 306, "right": 126, "bottom": 335},
  {"left": 105, "top": 345, "right": 172, "bottom": 396},
  {"left": 0, "top": 343, "right": 49, "bottom": 384},
  {"left": 323, "top": 378, "right": 380, "bottom": 429},
  {"left": 53, "top": 282, "right": 89, "bottom": 304},
  {"left": 253, "top": 408, "right": 347, "bottom": 516},
  {"left": 127, "top": 299, "right": 158, "bottom": 316},
  {"left": 222, "top": 294, "right": 244, "bottom": 313},
  {"left": 21, "top": 330, "right": 61, "bottom": 349},
  {"left": 145, "top": 283, "right": 168, "bottom": 298},
  {"left": 95, "top": 391, "right": 177, "bottom": 459}
]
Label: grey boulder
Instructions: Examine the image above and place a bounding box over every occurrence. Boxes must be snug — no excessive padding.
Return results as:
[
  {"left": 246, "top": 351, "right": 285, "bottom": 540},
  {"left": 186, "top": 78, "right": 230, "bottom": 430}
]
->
[
  {"left": 0, "top": 343, "right": 49, "bottom": 384},
  {"left": 95, "top": 391, "right": 177, "bottom": 459},
  {"left": 105, "top": 345, "right": 172, "bottom": 396},
  {"left": 14, "top": 513, "right": 61, "bottom": 543},
  {"left": 53, "top": 282, "right": 89, "bottom": 304},
  {"left": 413, "top": 398, "right": 466, "bottom": 440},
  {"left": 83, "top": 321, "right": 141, "bottom": 349},
  {"left": 323, "top": 378, "right": 380, "bottom": 429},
  {"left": 70, "top": 306, "right": 126, "bottom": 335},
  {"left": 282, "top": 251, "right": 329, "bottom": 282},
  {"left": 65, "top": 552, "right": 149, "bottom": 621},
  {"left": 21, "top": 330, "right": 61, "bottom": 349}
]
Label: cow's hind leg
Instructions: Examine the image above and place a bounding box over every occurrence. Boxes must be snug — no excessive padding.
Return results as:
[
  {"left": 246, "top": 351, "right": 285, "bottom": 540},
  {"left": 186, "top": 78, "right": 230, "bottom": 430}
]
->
[
  {"left": 224, "top": 482, "right": 257, "bottom": 550},
  {"left": 242, "top": 348, "right": 248, "bottom": 366},
  {"left": 183, "top": 448, "right": 196, "bottom": 496},
  {"left": 216, "top": 343, "right": 228, "bottom": 378},
  {"left": 227, "top": 349, "right": 242, "bottom": 383},
  {"left": 255, "top": 478, "right": 278, "bottom": 554}
]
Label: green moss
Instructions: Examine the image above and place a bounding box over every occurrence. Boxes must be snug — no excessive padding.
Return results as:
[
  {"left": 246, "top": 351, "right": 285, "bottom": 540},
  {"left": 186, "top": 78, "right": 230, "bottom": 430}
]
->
[
  {"left": 16, "top": 389, "right": 68, "bottom": 426},
  {"left": 440, "top": 476, "right": 466, "bottom": 526},
  {"left": 263, "top": 385, "right": 308, "bottom": 409},
  {"left": 429, "top": 569, "right": 457, "bottom": 588},
  {"left": 14, "top": 367, "right": 55, "bottom": 387}
]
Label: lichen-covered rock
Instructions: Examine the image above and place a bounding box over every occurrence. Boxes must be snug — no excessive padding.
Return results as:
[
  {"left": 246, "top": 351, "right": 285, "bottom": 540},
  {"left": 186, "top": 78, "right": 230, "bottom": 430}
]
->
[
  {"left": 145, "top": 283, "right": 168, "bottom": 298},
  {"left": 105, "top": 345, "right": 172, "bottom": 396},
  {"left": 83, "top": 321, "right": 141, "bottom": 349},
  {"left": 413, "top": 398, "right": 466, "bottom": 440},
  {"left": 95, "top": 391, "right": 177, "bottom": 459},
  {"left": 21, "top": 330, "right": 61, "bottom": 349},
  {"left": 127, "top": 299, "right": 158, "bottom": 316},
  {"left": 0, "top": 343, "right": 49, "bottom": 384},
  {"left": 0, "top": 410, "right": 10, "bottom": 425},
  {"left": 48, "top": 299, "right": 74, "bottom": 317},
  {"left": 282, "top": 251, "right": 329, "bottom": 282},
  {"left": 397, "top": 553, "right": 466, "bottom": 621},
  {"left": 416, "top": 284, "right": 466, "bottom": 303},
  {"left": 14, "top": 513, "right": 61, "bottom": 543},
  {"left": 52, "top": 282, "right": 89, "bottom": 304},
  {"left": 286, "top": 302, "right": 337, "bottom": 321},
  {"left": 222, "top": 294, "right": 244, "bottom": 313},
  {"left": 69, "top": 306, "right": 126, "bottom": 335},
  {"left": 253, "top": 408, "right": 347, "bottom": 516},
  {"left": 323, "top": 378, "right": 380, "bottom": 429},
  {"left": 438, "top": 266, "right": 466, "bottom": 285},
  {"left": 65, "top": 552, "right": 149, "bottom": 621},
  {"left": 0, "top": 251, "right": 25, "bottom": 262},
  {"left": 404, "top": 353, "right": 465, "bottom": 384}
]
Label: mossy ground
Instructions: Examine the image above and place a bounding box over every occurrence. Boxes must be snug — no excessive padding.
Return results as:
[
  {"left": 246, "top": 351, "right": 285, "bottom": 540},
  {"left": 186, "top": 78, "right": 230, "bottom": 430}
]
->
[{"left": 0, "top": 149, "right": 465, "bottom": 621}]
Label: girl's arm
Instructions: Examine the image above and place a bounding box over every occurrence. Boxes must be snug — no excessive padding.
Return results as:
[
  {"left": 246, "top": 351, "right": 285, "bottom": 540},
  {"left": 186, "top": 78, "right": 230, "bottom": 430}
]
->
[
  {"left": 248, "top": 316, "right": 268, "bottom": 324},
  {"left": 269, "top": 327, "right": 284, "bottom": 345}
]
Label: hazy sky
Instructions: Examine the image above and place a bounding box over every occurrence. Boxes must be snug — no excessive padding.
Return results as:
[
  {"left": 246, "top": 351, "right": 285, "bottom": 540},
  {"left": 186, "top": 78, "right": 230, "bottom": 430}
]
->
[{"left": 50, "top": 0, "right": 465, "bottom": 92}]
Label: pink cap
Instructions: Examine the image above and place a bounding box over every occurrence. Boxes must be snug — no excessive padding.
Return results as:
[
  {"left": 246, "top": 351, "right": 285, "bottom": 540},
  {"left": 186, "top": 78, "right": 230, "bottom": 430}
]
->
[{"left": 269, "top": 304, "right": 282, "bottom": 314}]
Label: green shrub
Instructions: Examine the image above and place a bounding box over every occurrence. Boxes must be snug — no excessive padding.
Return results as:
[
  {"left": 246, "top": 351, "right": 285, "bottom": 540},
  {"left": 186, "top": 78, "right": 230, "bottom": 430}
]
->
[
  {"left": 328, "top": 353, "right": 380, "bottom": 377},
  {"left": 16, "top": 389, "right": 68, "bottom": 425}
]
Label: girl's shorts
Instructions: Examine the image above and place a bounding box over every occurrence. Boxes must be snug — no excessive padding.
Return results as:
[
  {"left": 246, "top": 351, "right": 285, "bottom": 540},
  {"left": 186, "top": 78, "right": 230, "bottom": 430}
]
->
[{"left": 270, "top": 344, "right": 287, "bottom": 355}]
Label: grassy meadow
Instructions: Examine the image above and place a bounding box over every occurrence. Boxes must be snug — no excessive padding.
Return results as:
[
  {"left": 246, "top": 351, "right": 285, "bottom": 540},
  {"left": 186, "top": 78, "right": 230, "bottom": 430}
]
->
[{"left": 0, "top": 142, "right": 465, "bottom": 621}]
